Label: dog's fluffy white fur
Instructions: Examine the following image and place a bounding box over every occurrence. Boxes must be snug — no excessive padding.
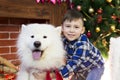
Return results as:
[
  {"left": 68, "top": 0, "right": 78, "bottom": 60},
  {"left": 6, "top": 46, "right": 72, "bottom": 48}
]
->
[
  {"left": 108, "top": 37, "right": 120, "bottom": 80},
  {"left": 101, "top": 37, "right": 120, "bottom": 80},
  {"left": 16, "top": 23, "right": 65, "bottom": 80}
]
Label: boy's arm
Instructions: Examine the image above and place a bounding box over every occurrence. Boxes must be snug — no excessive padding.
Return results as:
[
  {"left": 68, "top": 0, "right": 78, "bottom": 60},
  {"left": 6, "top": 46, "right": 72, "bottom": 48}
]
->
[
  {"left": 32, "top": 70, "right": 73, "bottom": 80},
  {"left": 59, "top": 44, "right": 89, "bottom": 78}
]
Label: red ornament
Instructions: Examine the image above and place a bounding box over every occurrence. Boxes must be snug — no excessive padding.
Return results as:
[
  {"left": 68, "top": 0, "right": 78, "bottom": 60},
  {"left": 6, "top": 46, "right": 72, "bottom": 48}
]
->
[
  {"left": 86, "top": 31, "right": 92, "bottom": 38},
  {"left": 57, "top": 0, "right": 61, "bottom": 5},
  {"left": 36, "top": 0, "right": 40, "bottom": 3},
  {"left": 118, "top": 18, "right": 120, "bottom": 23},
  {"left": 41, "top": 0, "right": 45, "bottom": 3},
  {"left": 111, "top": 15, "right": 117, "bottom": 20},
  {"left": 97, "top": 8, "right": 103, "bottom": 14},
  {"left": 77, "top": 5, "right": 82, "bottom": 11},
  {"left": 51, "top": 0, "right": 56, "bottom": 4},
  {"left": 46, "top": 0, "right": 51, "bottom": 2},
  {"left": 97, "top": 15, "right": 102, "bottom": 23},
  {"left": 0, "top": 71, "right": 4, "bottom": 74},
  {"left": 4, "top": 73, "right": 16, "bottom": 80}
]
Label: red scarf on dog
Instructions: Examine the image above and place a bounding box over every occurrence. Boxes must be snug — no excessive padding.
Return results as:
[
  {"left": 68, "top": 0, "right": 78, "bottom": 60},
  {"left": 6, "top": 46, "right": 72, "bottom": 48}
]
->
[{"left": 46, "top": 69, "right": 63, "bottom": 80}]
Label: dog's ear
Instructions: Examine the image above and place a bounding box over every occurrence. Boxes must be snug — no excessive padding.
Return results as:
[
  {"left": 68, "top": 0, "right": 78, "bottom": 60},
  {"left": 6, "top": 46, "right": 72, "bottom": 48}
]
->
[
  {"left": 21, "top": 24, "right": 26, "bottom": 31},
  {"left": 56, "top": 26, "right": 62, "bottom": 36}
]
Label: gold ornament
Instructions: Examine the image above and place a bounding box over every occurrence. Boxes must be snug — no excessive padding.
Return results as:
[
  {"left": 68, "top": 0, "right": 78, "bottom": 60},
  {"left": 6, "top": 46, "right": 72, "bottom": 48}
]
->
[
  {"left": 106, "top": 0, "right": 112, "bottom": 3},
  {"left": 83, "top": 18, "right": 87, "bottom": 21},
  {"left": 102, "top": 39, "right": 108, "bottom": 47},
  {"left": 96, "top": 27, "right": 100, "bottom": 32},
  {"left": 89, "top": 7, "right": 94, "bottom": 13},
  {"left": 111, "top": 25, "right": 116, "bottom": 32}
]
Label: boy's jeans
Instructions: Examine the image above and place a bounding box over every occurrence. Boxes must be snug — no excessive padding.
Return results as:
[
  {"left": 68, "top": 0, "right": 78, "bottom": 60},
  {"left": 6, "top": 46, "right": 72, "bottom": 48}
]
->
[
  {"left": 86, "top": 67, "right": 104, "bottom": 80},
  {"left": 64, "top": 66, "right": 104, "bottom": 80}
]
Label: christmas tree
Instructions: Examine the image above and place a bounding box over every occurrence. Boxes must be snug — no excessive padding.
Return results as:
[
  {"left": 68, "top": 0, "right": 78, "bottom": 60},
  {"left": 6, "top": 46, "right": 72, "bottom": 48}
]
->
[
  {"left": 71, "top": 0, "right": 120, "bottom": 57},
  {"left": 36, "top": 0, "right": 119, "bottom": 57}
]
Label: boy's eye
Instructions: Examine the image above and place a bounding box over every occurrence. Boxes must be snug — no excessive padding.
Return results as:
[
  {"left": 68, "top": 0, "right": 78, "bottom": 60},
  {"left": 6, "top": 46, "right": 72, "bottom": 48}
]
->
[
  {"left": 66, "top": 25, "right": 70, "bottom": 27},
  {"left": 31, "top": 35, "right": 34, "bottom": 38},
  {"left": 75, "top": 26, "right": 79, "bottom": 28},
  {"left": 74, "top": 26, "right": 80, "bottom": 28}
]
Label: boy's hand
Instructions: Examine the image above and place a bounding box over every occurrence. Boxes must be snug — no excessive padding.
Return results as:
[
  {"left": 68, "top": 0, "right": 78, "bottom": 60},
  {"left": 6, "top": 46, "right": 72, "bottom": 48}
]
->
[
  {"left": 63, "top": 72, "right": 74, "bottom": 80},
  {"left": 63, "top": 75, "right": 73, "bottom": 80},
  {"left": 33, "top": 72, "right": 46, "bottom": 80},
  {"left": 33, "top": 72, "right": 73, "bottom": 80},
  {"left": 33, "top": 72, "right": 56, "bottom": 80}
]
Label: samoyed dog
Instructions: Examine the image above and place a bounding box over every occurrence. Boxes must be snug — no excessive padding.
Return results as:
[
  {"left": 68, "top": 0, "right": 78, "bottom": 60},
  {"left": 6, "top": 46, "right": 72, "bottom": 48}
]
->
[
  {"left": 16, "top": 23, "right": 65, "bottom": 80},
  {"left": 101, "top": 37, "right": 120, "bottom": 80}
]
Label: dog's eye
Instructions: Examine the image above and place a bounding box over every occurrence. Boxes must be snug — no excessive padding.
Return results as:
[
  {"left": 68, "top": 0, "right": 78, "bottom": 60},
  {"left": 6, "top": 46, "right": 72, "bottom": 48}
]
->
[
  {"left": 43, "top": 36, "right": 47, "bottom": 38},
  {"left": 31, "top": 35, "right": 34, "bottom": 38}
]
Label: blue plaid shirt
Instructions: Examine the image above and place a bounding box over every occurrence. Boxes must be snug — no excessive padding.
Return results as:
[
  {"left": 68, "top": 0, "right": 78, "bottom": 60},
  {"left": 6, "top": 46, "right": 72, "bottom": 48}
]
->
[{"left": 59, "top": 34, "right": 104, "bottom": 78}]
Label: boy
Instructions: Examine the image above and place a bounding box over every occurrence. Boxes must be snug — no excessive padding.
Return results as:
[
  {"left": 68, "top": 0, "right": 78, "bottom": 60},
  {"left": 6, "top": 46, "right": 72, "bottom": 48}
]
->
[
  {"left": 33, "top": 9, "right": 104, "bottom": 80},
  {"left": 59, "top": 9, "right": 104, "bottom": 80}
]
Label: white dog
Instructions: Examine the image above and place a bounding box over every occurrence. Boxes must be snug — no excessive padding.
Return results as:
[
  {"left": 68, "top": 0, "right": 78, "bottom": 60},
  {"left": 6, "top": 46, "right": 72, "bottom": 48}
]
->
[
  {"left": 101, "top": 37, "right": 120, "bottom": 80},
  {"left": 16, "top": 23, "right": 65, "bottom": 80},
  {"left": 108, "top": 37, "right": 120, "bottom": 80}
]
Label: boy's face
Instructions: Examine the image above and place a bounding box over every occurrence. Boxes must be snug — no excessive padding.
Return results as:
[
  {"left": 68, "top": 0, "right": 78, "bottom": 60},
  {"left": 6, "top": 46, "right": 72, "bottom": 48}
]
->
[{"left": 62, "top": 18, "right": 84, "bottom": 41}]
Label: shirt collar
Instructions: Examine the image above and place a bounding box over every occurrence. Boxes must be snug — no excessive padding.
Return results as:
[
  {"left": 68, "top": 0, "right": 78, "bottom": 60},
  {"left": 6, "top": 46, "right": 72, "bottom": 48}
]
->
[{"left": 62, "top": 34, "right": 86, "bottom": 45}]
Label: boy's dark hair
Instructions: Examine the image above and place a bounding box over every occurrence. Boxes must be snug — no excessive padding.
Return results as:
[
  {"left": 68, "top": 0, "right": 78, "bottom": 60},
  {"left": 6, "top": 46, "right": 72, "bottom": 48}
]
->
[{"left": 62, "top": 9, "right": 84, "bottom": 24}]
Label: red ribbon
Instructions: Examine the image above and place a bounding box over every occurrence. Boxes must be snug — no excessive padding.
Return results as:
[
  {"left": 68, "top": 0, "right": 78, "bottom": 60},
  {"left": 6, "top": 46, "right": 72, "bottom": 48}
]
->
[
  {"left": 55, "top": 69, "right": 63, "bottom": 80},
  {"left": 46, "top": 70, "right": 52, "bottom": 80},
  {"left": 46, "top": 69, "right": 63, "bottom": 80}
]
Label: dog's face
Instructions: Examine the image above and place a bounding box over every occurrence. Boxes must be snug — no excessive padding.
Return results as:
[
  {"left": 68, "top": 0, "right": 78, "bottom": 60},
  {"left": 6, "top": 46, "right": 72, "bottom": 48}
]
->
[{"left": 18, "top": 24, "right": 60, "bottom": 60}]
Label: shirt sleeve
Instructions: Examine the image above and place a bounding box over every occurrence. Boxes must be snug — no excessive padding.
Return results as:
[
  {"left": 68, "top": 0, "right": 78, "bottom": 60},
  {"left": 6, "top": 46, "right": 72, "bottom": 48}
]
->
[{"left": 59, "top": 42, "right": 89, "bottom": 78}]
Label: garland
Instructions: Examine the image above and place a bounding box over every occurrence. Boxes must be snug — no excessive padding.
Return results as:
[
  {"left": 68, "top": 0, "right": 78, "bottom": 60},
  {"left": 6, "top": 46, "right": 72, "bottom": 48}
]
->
[
  {"left": 0, "top": 56, "right": 18, "bottom": 80},
  {"left": 36, "top": 0, "right": 72, "bottom": 4}
]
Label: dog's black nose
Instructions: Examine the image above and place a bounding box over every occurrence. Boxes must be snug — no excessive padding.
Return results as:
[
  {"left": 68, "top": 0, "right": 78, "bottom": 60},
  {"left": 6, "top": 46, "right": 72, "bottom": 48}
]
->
[{"left": 34, "top": 41, "right": 41, "bottom": 48}]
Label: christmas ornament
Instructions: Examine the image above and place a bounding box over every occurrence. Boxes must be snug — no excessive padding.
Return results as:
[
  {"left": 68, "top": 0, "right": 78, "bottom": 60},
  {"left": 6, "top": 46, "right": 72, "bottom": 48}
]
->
[
  {"left": 46, "top": 0, "right": 50, "bottom": 2},
  {"left": 89, "top": 7, "right": 94, "bottom": 13},
  {"left": 5, "top": 73, "right": 16, "bottom": 80},
  {"left": 36, "top": 0, "right": 40, "bottom": 3},
  {"left": 77, "top": 5, "right": 81, "bottom": 11},
  {"left": 57, "top": 0, "right": 61, "bottom": 4},
  {"left": 102, "top": 39, "right": 108, "bottom": 47},
  {"left": 86, "top": 30, "right": 92, "bottom": 38},
  {"left": 106, "top": 0, "right": 112, "bottom": 3},
  {"left": 111, "top": 25, "right": 116, "bottom": 32},
  {"left": 96, "top": 27, "right": 100, "bottom": 32},
  {"left": 83, "top": 18, "right": 87, "bottom": 21},
  {"left": 97, "top": 15, "right": 102, "bottom": 23},
  {"left": 97, "top": 8, "right": 103, "bottom": 14},
  {"left": 51, "top": 0, "right": 56, "bottom": 4},
  {"left": 111, "top": 14, "right": 117, "bottom": 20},
  {"left": 41, "top": 0, "right": 45, "bottom": 3},
  {"left": 118, "top": 18, "right": 120, "bottom": 23}
]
